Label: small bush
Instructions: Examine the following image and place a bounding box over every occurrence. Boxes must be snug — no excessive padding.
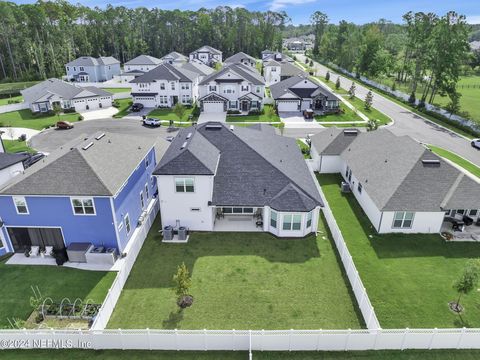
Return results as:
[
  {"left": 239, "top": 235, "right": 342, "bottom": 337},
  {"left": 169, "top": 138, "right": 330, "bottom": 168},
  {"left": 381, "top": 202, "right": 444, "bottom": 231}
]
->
[
  {"left": 18, "top": 134, "right": 27, "bottom": 141},
  {"left": 63, "top": 108, "right": 76, "bottom": 113},
  {"left": 7, "top": 99, "right": 20, "bottom": 104},
  {"left": 248, "top": 109, "right": 262, "bottom": 116},
  {"left": 227, "top": 110, "right": 241, "bottom": 115},
  {"left": 78, "top": 115, "right": 84, "bottom": 121}
]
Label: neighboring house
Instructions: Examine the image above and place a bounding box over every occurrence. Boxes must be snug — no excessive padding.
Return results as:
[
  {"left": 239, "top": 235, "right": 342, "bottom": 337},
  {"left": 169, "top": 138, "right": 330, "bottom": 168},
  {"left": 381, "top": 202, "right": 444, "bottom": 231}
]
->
[
  {"left": 189, "top": 46, "right": 222, "bottom": 67},
  {"left": 270, "top": 75, "right": 340, "bottom": 113},
  {"left": 0, "top": 132, "right": 168, "bottom": 255},
  {"left": 198, "top": 63, "right": 265, "bottom": 113},
  {"left": 130, "top": 63, "right": 201, "bottom": 108},
  {"left": 0, "top": 153, "right": 27, "bottom": 188},
  {"left": 262, "top": 52, "right": 294, "bottom": 63},
  {"left": 179, "top": 62, "right": 215, "bottom": 81},
  {"left": 154, "top": 122, "right": 322, "bottom": 237},
  {"left": 21, "top": 79, "right": 113, "bottom": 113},
  {"left": 284, "top": 39, "right": 306, "bottom": 51},
  {"left": 470, "top": 41, "right": 480, "bottom": 51},
  {"left": 263, "top": 60, "right": 305, "bottom": 86},
  {"left": 224, "top": 52, "right": 257, "bottom": 68},
  {"left": 65, "top": 56, "right": 120, "bottom": 82},
  {"left": 120, "top": 55, "right": 162, "bottom": 83},
  {"left": 161, "top": 52, "right": 188, "bottom": 65},
  {"left": 311, "top": 128, "right": 480, "bottom": 234}
]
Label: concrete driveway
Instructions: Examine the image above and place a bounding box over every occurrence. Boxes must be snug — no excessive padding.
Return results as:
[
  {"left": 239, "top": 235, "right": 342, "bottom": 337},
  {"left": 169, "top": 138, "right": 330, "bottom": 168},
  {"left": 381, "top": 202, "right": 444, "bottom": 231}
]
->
[
  {"left": 79, "top": 107, "right": 119, "bottom": 121},
  {"left": 123, "top": 107, "right": 154, "bottom": 120},
  {"left": 198, "top": 112, "right": 226, "bottom": 124},
  {"left": 297, "top": 54, "right": 480, "bottom": 167},
  {"left": 30, "top": 118, "right": 176, "bottom": 153}
]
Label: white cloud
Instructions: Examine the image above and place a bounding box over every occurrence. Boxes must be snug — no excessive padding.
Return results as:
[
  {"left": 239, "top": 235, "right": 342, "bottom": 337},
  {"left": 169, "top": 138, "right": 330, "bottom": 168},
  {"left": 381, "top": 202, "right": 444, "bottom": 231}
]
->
[
  {"left": 230, "top": 4, "right": 246, "bottom": 8},
  {"left": 466, "top": 15, "right": 480, "bottom": 24},
  {"left": 269, "top": 0, "right": 315, "bottom": 12}
]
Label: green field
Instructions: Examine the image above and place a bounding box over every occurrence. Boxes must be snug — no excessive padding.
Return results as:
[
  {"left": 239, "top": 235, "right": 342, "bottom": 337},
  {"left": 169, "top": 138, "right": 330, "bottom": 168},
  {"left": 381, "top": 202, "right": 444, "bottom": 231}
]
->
[
  {"left": 318, "top": 174, "right": 480, "bottom": 328},
  {"left": 108, "top": 216, "right": 363, "bottom": 330},
  {"left": 2, "top": 139, "right": 35, "bottom": 153},
  {"left": 0, "top": 109, "right": 79, "bottom": 130},
  {"left": 428, "top": 145, "right": 480, "bottom": 179}
]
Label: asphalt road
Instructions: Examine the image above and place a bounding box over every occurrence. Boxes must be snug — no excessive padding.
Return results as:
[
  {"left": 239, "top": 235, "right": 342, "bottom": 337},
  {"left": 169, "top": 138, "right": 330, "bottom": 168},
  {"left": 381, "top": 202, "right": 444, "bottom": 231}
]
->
[
  {"left": 297, "top": 55, "right": 480, "bottom": 167},
  {"left": 31, "top": 118, "right": 177, "bottom": 153}
]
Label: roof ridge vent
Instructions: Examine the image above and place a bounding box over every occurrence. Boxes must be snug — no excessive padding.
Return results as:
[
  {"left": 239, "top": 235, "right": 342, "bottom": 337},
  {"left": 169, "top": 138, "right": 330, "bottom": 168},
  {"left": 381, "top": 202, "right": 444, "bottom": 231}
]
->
[
  {"left": 180, "top": 141, "right": 188, "bottom": 150},
  {"left": 82, "top": 142, "right": 94, "bottom": 151},
  {"left": 186, "top": 132, "right": 192, "bottom": 139},
  {"left": 95, "top": 133, "right": 106, "bottom": 140},
  {"left": 343, "top": 129, "right": 358, "bottom": 136},
  {"left": 422, "top": 159, "right": 441, "bottom": 167}
]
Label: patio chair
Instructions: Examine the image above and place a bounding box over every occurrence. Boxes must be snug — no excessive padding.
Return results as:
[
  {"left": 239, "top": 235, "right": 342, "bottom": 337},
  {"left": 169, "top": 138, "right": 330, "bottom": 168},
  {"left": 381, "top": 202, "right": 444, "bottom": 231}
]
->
[
  {"left": 216, "top": 208, "right": 224, "bottom": 219},
  {"left": 29, "top": 246, "right": 40, "bottom": 257},
  {"left": 44, "top": 246, "right": 54, "bottom": 257}
]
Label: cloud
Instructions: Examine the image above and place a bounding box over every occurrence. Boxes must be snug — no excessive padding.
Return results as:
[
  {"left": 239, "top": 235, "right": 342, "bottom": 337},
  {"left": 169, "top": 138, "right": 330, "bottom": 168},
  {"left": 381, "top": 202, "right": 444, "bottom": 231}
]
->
[
  {"left": 466, "top": 15, "right": 480, "bottom": 24},
  {"left": 269, "top": 0, "right": 315, "bottom": 12}
]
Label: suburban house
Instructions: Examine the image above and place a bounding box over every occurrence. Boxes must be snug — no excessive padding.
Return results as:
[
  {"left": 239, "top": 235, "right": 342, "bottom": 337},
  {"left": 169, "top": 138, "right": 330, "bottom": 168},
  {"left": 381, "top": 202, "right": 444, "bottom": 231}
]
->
[
  {"left": 153, "top": 122, "right": 322, "bottom": 237},
  {"left": 0, "top": 152, "right": 27, "bottom": 189},
  {"left": 161, "top": 52, "right": 188, "bottom": 65},
  {"left": 311, "top": 128, "right": 480, "bottom": 234},
  {"left": 179, "top": 61, "right": 215, "bottom": 80},
  {"left": 270, "top": 75, "right": 340, "bottom": 113},
  {"left": 198, "top": 63, "right": 265, "bottom": 113},
  {"left": 65, "top": 56, "right": 121, "bottom": 82},
  {"left": 21, "top": 79, "right": 113, "bottom": 113},
  {"left": 0, "top": 132, "right": 168, "bottom": 256},
  {"left": 189, "top": 46, "right": 222, "bottom": 67},
  {"left": 261, "top": 51, "right": 293, "bottom": 63},
  {"left": 119, "top": 55, "right": 162, "bottom": 83},
  {"left": 263, "top": 60, "right": 305, "bottom": 86},
  {"left": 224, "top": 52, "right": 257, "bottom": 68},
  {"left": 130, "top": 63, "right": 201, "bottom": 108},
  {"left": 284, "top": 38, "right": 306, "bottom": 51}
]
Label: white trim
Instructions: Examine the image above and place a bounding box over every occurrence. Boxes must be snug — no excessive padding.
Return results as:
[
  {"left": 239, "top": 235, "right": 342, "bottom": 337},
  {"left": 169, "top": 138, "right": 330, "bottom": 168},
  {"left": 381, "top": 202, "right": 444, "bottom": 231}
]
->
[
  {"left": 4, "top": 225, "right": 66, "bottom": 251},
  {"left": 109, "top": 197, "right": 123, "bottom": 253},
  {"left": 124, "top": 213, "right": 131, "bottom": 235},
  {"left": 70, "top": 197, "right": 97, "bottom": 216},
  {"left": 12, "top": 196, "right": 29, "bottom": 215},
  {"left": 174, "top": 177, "right": 195, "bottom": 193},
  {"left": 140, "top": 190, "right": 145, "bottom": 209}
]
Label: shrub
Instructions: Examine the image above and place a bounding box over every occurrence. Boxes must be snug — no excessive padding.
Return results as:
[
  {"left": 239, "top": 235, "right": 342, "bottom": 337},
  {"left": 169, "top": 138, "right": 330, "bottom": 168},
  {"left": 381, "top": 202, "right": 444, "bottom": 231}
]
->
[
  {"left": 192, "top": 104, "right": 200, "bottom": 117},
  {"left": 248, "top": 109, "right": 262, "bottom": 116},
  {"left": 78, "top": 115, "right": 84, "bottom": 121},
  {"left": 18, "top": 134, "right": 27, "bottom": 141},
  {"left": 408, "top": 91, "right": 416, "bottom": 104},
  {"left": 227, "top": 110, "right": 241, "bottom": 115},
  {"left": 63, "top": 108, "right": 76, "bottom": 113}
]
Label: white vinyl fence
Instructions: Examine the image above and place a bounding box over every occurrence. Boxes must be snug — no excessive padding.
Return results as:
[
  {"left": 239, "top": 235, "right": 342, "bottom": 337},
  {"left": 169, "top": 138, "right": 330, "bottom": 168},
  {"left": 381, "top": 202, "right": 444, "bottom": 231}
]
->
[
  {"left": 90, "top": 199, "right": 160, "bottom": 330},
  {"left": 0, "top": 102, "right": 28, "bottom": 114}
]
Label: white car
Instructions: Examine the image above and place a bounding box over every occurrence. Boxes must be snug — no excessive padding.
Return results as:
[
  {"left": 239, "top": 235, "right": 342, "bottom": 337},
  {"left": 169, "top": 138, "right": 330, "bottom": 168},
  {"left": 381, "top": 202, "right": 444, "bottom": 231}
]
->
[
  {"left": 142, "top": 118, "right": 161, "bottom": 127},
  {"left": 471, "top": 139, "right": 480, "bottom": 150}
]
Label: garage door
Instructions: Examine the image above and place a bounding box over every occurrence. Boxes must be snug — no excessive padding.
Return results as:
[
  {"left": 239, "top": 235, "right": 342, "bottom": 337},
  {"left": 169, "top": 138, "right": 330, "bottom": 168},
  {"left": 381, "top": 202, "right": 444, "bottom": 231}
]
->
[
  {"left": 74, "top": 100, "right": 87, "bottom": 112},
  {"left": 203, "top": 101, "right": 225, "bottom": 113},
  {"left": 277, "top": 101, "right": 299, "bottom": 112},
  {"left": 133, "top": 97, "right": 156, "bottom": 108}
]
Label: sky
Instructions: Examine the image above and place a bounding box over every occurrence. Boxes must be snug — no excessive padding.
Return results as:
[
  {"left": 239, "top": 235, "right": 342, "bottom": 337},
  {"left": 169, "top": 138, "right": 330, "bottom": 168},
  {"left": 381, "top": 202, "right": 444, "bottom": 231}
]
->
[{"left": 11, "top": 0, "right": 480, "bottom": 25}]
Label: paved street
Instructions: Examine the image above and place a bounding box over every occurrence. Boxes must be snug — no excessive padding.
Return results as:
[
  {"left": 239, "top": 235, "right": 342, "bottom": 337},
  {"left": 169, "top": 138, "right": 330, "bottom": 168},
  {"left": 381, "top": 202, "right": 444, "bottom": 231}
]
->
[{"left": 298, "top": 55, "right": 480, "bottom": 167}]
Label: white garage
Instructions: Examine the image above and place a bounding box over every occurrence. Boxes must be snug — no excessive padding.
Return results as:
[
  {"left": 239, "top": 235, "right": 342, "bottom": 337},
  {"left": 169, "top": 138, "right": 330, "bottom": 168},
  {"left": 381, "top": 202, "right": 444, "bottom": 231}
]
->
[
  {"left": 132, "top": 96, "right": 156, "bottom": 108},
  {"left": 203, "top": 101, "right": 225, "bottom": 113},
  {"left": 73, "top": 99, "right": 88, "bottom": 112},
  {"left": 277, "top": 100, "right": 300, "bottom": 112}
]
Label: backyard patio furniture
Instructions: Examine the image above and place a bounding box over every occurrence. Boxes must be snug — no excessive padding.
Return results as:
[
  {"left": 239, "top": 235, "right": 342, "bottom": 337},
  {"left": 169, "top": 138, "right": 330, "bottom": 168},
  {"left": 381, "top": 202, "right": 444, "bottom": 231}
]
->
[
  {"left": 254, "top": 209, "right": 263, "bottom": 221},
  {"left": 41, "top": 246, "right": 54, "bottom": 258},
  {"left": 256, "top": 220, "right": 263, "bottom": 228},
  {"left": 452, "top": 221, "right": 465, "bottom": 232},
  {"left": 216, "top": 208, "right": 224, "bottom": 219},
  {"left": 463, "top": 215, "right": 474, "bottom": 226},
  {"left": 29, "top": 246, "right": 40, "bottom": 257}
]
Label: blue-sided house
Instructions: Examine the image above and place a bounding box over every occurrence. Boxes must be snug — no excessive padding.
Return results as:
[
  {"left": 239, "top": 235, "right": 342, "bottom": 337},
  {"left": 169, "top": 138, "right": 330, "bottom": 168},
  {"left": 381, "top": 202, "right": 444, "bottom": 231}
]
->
[{"left": 0, "top": 132, "right": 168, "bottom": 257}]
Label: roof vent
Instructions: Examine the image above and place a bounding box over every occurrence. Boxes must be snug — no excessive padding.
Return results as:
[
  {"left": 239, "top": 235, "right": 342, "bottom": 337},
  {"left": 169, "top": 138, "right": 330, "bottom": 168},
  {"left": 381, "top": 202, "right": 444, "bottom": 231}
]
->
[
  {"left": 230, "top": 125, "right": 234, "bottom": 131},
  {"left": 422, "top": 159, "right": 441, "bottom": 167},
  {"left": 343, "top": 129, "right": 358, "bottom": 136},
  {"left": 205, "top": 124, "right": 222, "bottom": 131},
  {"left": 186, "top": 132, "right": 192, "bottom": 139},
  {"left": 95, "top": 133, "right": 105, "bottom": 140},
  {"left": 180, "top": 141, "right": 188, "bottom": 150},
  {"left": 82, "top": 142, "right": 94, "bottom": 151}
]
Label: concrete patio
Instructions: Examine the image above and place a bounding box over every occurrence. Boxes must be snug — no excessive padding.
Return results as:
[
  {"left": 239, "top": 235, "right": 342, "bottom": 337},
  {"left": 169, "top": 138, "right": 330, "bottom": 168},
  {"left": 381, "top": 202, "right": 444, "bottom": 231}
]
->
[
  {"left": 213, "top": 215, "right": 263, "bottom": 232},
  {"left": 441, "top": 222, "right": 480, "bottom": 242}
]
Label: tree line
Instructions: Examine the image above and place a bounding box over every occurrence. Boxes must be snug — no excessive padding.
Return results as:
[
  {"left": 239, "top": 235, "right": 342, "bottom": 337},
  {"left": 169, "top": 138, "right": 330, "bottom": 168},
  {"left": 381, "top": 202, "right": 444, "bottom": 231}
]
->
[
  {"left": 309, "top": 11, "right": 472, "bottom": 108},
  {"left": 0, "top": 1, "right": 288, "bottom": 82}
]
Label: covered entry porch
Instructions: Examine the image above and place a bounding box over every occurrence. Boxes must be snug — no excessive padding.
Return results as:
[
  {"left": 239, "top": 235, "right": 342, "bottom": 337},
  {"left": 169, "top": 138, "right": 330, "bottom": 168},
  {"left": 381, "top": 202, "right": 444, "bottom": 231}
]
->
[{"left": 213, "top": 206, "right": 265, "bottom": 232}]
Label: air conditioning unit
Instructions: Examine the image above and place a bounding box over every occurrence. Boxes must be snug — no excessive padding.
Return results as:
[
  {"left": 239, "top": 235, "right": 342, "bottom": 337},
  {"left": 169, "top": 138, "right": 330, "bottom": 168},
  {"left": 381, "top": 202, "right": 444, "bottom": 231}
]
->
[
  {"left": 163, "top": 226, "right": 173, "bottom": 241},
  {"left": 341, "top": 181, "right": 351, "bottom": 193},
  {"left": 178, "top": 226, "right": 188, "bottom": 241}
]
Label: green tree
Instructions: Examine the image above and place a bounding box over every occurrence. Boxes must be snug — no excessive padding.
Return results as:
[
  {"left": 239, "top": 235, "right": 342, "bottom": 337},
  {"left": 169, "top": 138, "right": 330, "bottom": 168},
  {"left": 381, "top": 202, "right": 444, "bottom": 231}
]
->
[
  {"left": 445, "top": 92, "right": 461, "bottom": 119},
  {"left": 335, "top": 77, "right": 341, "bottom": 90},
  {"left": 173, "top": 262, "right": 192, "bottom": 299},
  {"left": 367, "top": 119, "right": 379, "bottom": 131},
  {"left": 278, "top": 121, "right": 285, "bottom": 136},
  {"left": 52, "top": 103, "right": 62, "bottom": 120},
  {"left": 348, "top": 82, "right": 356, "bottom": 99},
  {"left": 310, "top": 11, "right": 328, "bottom": 57},
  {"left": 452, "top": 260, "right": 480, "bottom": 312},
  {"left": 173, "top": 102, "right": 186, "bottom": 121},
  {"left": 364, "top": 90, "right": 373, "bottom": 110},
  {"left": 325, "top": 71, "right": 330, "bottom": 82}
]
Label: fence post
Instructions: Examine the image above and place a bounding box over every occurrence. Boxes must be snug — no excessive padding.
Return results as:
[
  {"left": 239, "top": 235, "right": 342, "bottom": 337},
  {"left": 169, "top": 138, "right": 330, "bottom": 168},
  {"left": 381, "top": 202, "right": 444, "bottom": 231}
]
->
[
  {"left": 147, "top": 328, "right": 151, "bottom": 350},
  {"left": 204, "top": 329, "right": 207, "bottom": 351},
  {"left": 367, "top": 306, "right": 374, "bottom": 329},
  {"left": 401, "top": 328, "right": 409, "bottom": 350},
  {"left": 175, "top": 329, "right": 179, "bottom": 351},
  {"left": 119, "top": 329, "right": 124, "bottom": 350},
  {"left": 316, "top": 329, "right": 322, "bottom": 351},
  {"left": 249, "top": 330, "right": 252, "bottom": 358},
  {"left": 457, "top": 327, "right": 466, "bottom": 349},
  {"left": 428, "top": 328, "right": 437, "bottom": 349},
  {"left": 289, "top": 329, "right": 293, "bottom": 351},
  {"left": 232, "top": 329, "right": 236, "bottom": 351},
  {"left": 261, "top": 330, "right": 264, "bottom": 351},
  {"left": 344, "top": 328, "right": 351, "bottom": 351}
]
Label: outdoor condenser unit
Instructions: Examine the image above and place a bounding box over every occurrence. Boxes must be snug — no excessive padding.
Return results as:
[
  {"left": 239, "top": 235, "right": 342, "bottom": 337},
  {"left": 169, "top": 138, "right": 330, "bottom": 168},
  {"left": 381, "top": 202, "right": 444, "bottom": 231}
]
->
[
  {"left": 341, "top": 181, "right": 351, "bottom": 193},
  {"left": 163, "top": 226, "right": 174, "bottom": 241},
  {"left": 178, "top": 226, "right": 188, "bottom": 241}
]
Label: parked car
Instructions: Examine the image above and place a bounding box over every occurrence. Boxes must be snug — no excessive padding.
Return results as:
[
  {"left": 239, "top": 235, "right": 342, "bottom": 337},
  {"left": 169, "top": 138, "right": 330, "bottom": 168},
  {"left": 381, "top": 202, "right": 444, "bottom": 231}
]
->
[
  {"left": 23, "top": 152, "right": 45, "bottom": 168},
  {"left": 166, "top": 136, "right": 175, "bottom": 142},
  {"left": 131, "top": 103, "right": 144, "bottom": 112},
  {"left": 142, "top": 118, "right": 161, "bottom": 127},
  {"left": 471, "top": 139, "right": 480, "bottom": 150},
  {"left": 56, "top": 121, "right": 74, "bottom": 129}
]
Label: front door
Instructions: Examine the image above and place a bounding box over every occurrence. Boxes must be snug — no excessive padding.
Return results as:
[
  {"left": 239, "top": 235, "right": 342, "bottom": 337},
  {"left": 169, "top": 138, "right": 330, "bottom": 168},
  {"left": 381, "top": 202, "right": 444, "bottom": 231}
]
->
[
  {"left": 314, "top": 98, "right": 323, "bottom": 110},
  {"left": 242, "top": 101, "right": 249, "bottom": 112},
  {"left": 172, "top": 96, "right": 178, "bottom": 105}
]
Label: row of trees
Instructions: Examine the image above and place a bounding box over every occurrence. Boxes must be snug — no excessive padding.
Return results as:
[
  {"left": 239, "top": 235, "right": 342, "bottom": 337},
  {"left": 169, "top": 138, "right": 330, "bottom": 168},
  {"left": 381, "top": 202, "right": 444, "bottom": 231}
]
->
[
  {"left": 310, "top": 11, "right": 471, "bottom": 108},
  {"left": 0, "top": 1, "right": 288, "bottom": 82}
]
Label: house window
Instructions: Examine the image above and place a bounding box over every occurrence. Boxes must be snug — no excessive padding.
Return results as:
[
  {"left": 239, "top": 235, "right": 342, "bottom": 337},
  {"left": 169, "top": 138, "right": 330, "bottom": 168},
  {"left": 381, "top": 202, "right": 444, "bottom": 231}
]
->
[
  {"left": 229, "top": 101, "right": 237, "bottom": 109},
  {"left": 358, "top": 183, "right": 362, "bottom": 194},
  {"left": 224, "top": 87, "right": 235, "bottom": 94},
  {"left": 392, "top": 211, "right": 414, "bottom": 229},
  {"left": 171, "top": 82, "right": 175, "bottom": 90},
  {"left": 271, "top": 67, "right": 277, "bottom": 72},
  {"left": 140, "top": 191, "right": 145, "bottom": 209},
  {"left": 456, "top": 209, "right": 466, "bottom": 215},
  {"left": 181, "top": 83, "right": 190, "bottom": 90},
  {"left": 67, "top": 67, "right": 70, "bottom": 71},
  {"left": 175, "top": 178, "right": 194, "bottom": 193},
  {"left": 80, "top": 66, "right": 84, "bottom": 71},
  {"left": 282, "top": 214, "right": 302, "bottom": 231},
  {"left": 241, "top": 85, "right": 249, "bottom": 91},
  {"left": 13, "top": 196, "right": 29, "bottom": 214},
  {"left": 221, "top": 207, "right": 254, "bottom": 214},
  {"left": 125, "top": 214, "right": 131, "bottom": 234},
  {"left": 160, "top": 83, "right": 166, "bottom": 90},
  {"left": 256, "top": 86, "right": 261, "bottom": 93},
  {"left": 191, "top": 208, "right": 201, "bottom": 212},
  {"left": 306, "top": 211, "right": 312, "bottom": 228},
  {"left": 145, "top": 183, "right": 149, "bottom": 199},
  {"left": 469, "top": 209, "right": 478, "bottom": 216},
  {"left": 270, "top": 210, "right": 277, "bottom": 228},
  {"left": 209, "top": 85, "right": 217, "bottom": 92},
  {"left": 71, "top": 198, "right": 96, "bottom": 215}
]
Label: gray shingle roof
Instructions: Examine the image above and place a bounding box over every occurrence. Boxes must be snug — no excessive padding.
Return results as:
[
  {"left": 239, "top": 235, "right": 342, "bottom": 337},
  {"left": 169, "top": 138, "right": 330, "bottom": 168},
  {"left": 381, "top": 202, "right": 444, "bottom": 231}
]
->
[
  {"left": 224, "top": 52, "right": 256, "bottom": 64},
  {"left": 270, "top": 75, "right": 339, "bottom": 101},
  {"left": 130, "top": 63, "right": 199, "bottom": 83},
  {"left": 279, "top": 62, "right": 305, "bottom": 77},
  {"left": 180, "top": 62, "right": 215, "bottom": 77},
  {"left": 199, "top": 63, "right": 265, "bottom": 86},
  {"left": 190, "top": 46, "right": 222, "bottom": 55},
  {"left": 161, "top": 52, "right": 188, "bottom": 62},
  {"left": 311, "top": 128, "right": 361, "bottom": 155},
  {"left": 154, "top": 122, "right": 322, "bottom": 211},
  {"left": 125, "top": 55, "right": 162, "bottom": 66},
  {"left": 0, "top": 132, "right": 168, "bottom": 196},
  {"left": 66, "top": 56, "right": 119, "bottom": 66},
  {"left": 0, "top": 153, "right": 27, "bottom": 171}
]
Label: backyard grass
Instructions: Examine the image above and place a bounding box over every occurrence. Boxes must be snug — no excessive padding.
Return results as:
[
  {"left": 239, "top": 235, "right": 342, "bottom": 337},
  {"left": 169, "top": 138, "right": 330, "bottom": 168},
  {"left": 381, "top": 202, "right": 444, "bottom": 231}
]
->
[
  {"left": 108, "top": 216, "right": 363, "bottom": 330},
  {"left": 0, "top": 256, "right": 116, "bottom": 329},
  {"left": 148, "top": 107, "right": 195, "bottom": 121},
  {"left": 103, "top": 87, "right": 131, "bottom": 93},
  {"left": 0, "top": 95, "right": 23, "bottom": 106},
  {"left": 112, "top": 99, "right": 133, "bottom": 118},
  {"left": 3, "top": 349, "right": 480, "bottom": 359},
  {"left": 314, "top": 103, "right": 362, "bottom": 123},
  {"left": 296, "top": 139, "right": 311, "bottom": 159},
  {"left": 2, "top": 139, "right": 35, "bottom": 153},
  {"left": 428, "top": 145, "right": 480, "bottom": 179},
  {"left": 315, "top": 76, "right": 349, "bottom": 95},
  {"left": 0, "top": 109, "right": 79, "bottom": 130},
  {"left": 317, "top": 174, "right": 480, "bottom": 329}
]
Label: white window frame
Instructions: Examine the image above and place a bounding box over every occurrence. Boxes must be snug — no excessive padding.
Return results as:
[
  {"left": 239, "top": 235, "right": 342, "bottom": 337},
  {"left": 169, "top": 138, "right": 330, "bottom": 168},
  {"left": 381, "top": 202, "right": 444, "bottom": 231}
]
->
[
  {"left": 124, "top": 213, "right": 131, "bottom": 235},
  {"left": 282, "top": 213, "right": 302, "bottom": 231},
  {"left": 13, "top": 196, "right": 29, "bottom": 215},
  {"left": 70, "top": 197, "right": 96, "bottom": 216},
  {"left": 145, "top": 155, "right": 150, "bottom": 168},
  {"left": 392, "top": 211, "right": 414, "bottom": 229},
  {"left": 270, "top": 210, "right": 277, "bottom": 228},
  {"left": 145, "top": 183, "right": 149, "bottom": 200},
  {"left": 306, "top": 211, "right": 312, "bottom": 229},
  {"left": 175, "top": 178, "right": 195, "bottom": 193},
  {"left": 140, "top": 191, "right": 145, "bottom": 209},
  {"left": 222, "top": 207, "right": 255, "bottom": 215}
]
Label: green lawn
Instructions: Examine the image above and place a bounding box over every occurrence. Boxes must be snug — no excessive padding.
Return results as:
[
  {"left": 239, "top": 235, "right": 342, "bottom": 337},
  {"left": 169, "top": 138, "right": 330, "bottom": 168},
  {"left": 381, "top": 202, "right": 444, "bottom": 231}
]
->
[
  {"left": 103, "top": 87, "right": 131, "bottom": 93},
  {"left": 3, "top": 350, "right": 480, "bottom": 359},
  {"left": 0, "top": 81, "right": 40, "bottom": 94},
  {"left": 314, "top": 103, "right": 362, "bottom": 123},
  {"left": 0, "top": 95, "right": 23, "bottom": 106},
  {"left": 296, "top": 139, "right": 311, "bottom": 159},
  {"left": 0, "top": 110, "right": 79, "bottom": 130},
  {"left": 2, "top": 139, "right": 35, "bottom": 153},
  {"left": 108, "top": 216, "right": 363, "bottom": 330},
  {"left": 429, "top": 145, "right": 480, "bottom": 179},
  {"left": 112, "top": 99, "right": 133, "bottom": 118},
  {"left": 148, "top": 107, "right": 195, "bottom": 121},
  {"left": 226, "top": 106, "right": 280, "bottom": 123},
  {"left": 346, "top": 96, "right": 392, "bottom": 125},
  {"left": 317, "top": 174, "right": 480, "bottom": 329},
  {"left": 0, "top": 256, "right": 116, "bottom": 329},
  {"left": 315, "top": 76, "right": 349, "bottom": 95}
]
